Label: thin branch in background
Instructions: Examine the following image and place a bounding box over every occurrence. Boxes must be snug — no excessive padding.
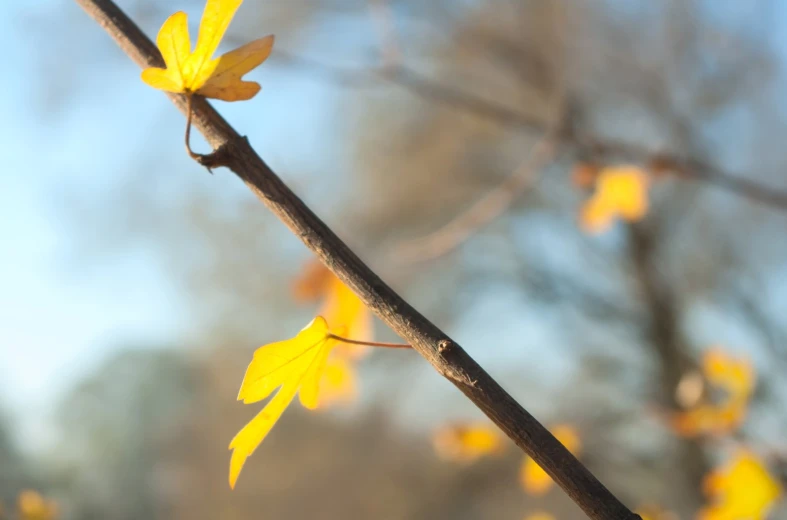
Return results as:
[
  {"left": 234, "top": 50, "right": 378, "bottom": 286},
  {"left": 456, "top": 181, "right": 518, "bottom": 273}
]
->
[
  {"left": 270, "top": 50, "right": 787, "bottom": 213},
  {"left": 75, "top": 1, "right": 641, "bottom": 518},
  {"left": 367, "top": 0, "right": 402, "bottom": 69},
  {"left": 395, "top": 132, "right": 558, "bottom": 263}
]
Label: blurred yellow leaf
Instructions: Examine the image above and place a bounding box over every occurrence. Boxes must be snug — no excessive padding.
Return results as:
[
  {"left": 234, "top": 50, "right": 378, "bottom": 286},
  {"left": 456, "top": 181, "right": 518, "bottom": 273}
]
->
[
  {"left": 699, "top": 450, "right": 781, "bottom": 520},
  {"left": 293, "top": 260, "right": 373, "bottom": 359},
  {"left": 229, "top": 316, "right": 337, "bottom": 488},
  {"left": 579, "top": 165, "right": 650, "bottom": 233},
  {"left": 524, "top": 513, "right": 557, "bottom": 520},
  {"left": 704, "top": 348, "right": 755, "bottom": 396},
  {"left": 141, "top": 0, "right": 274, "bottom": 101},
  {"left": 316, "top": 355, "right": 358, "bottom": 409},
  {"left": 432, "top": 422, "right": 505, "bottom": 463},
  {"left": 17, "top": 490, "right": 57, "bottom": 520},
  {"left": 670, "top": 348, "right": 755, "bottom": 437},
  {"left": 520, "top": 425, "right": 581, "bottom": 495}
]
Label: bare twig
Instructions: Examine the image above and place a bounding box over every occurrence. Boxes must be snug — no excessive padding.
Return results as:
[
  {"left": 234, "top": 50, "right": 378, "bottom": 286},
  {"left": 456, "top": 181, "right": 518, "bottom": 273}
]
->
[
  {"left": 76, "top": 1, "right": 640, "bottom": 519},
  {"left": 328, "top": 333, "right": 412, "bottom": 349},
  {"left": 367, "top": 0, "right": 402, "bottom": 69},
  {"left": 396, "top": 133, "right": 557, "bottom": 262},
  {"left": 270, "top": 51, "right": 787, "bottom": 213}
]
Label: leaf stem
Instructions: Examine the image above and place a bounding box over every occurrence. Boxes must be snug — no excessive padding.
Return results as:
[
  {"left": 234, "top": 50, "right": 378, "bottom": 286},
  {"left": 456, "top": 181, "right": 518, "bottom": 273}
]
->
[
  {"left": 327, "top": 334, "right": 412, "bottom": 349},
  {"left": 184, "top": 92, "right": 199, "bottom": 159}
]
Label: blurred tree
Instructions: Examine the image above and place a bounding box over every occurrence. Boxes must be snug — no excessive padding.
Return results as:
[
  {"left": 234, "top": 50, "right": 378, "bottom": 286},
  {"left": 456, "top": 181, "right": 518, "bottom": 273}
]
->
[
  {"left": 50, "top": 349, "right": 196, "bottom": 520},
  {"left": 0, "top": 412, "right": 34, "bottom": 511}
]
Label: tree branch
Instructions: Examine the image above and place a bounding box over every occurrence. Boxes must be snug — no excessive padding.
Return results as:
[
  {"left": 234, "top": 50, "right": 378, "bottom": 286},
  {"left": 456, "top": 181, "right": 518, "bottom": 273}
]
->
[
  {"left": 74, "top": 1, "right": 640, "bottom": 519},
  {"left": 395, "top": 125, "right": 558, "bottom": 263},
  {"left": 270, "top": 50, "right": 787, "bottom": 213}
]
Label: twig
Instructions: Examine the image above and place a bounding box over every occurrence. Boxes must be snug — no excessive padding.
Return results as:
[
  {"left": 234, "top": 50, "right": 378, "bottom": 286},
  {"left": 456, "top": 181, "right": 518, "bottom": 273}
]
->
[
  {"left": 74, "top": 1, "right": 641, "bottom": 519},
  {"left": 367, "top": 0, "right": 401, "bottom": 69},
  {"left": 328, "top": 333, "right": 412, "bottom": 349},
  {"left": 184, "top": 93, "right": 199, "bottom": 159},
  {"left": 270, "top": 51, "right": 787, "bottom": 213},
  {"left": 396, "top": 131, "right": 558, "bottom": 263}
]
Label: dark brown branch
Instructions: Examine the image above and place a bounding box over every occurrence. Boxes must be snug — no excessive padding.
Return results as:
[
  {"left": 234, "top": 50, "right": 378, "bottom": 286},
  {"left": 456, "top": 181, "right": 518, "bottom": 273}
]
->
[
  {"left": 627, "top": 223, "right": 708, "bottom": 509},
  {"left": 270, "top": 51, "right": 787, "bottom": 212},
  {"left": 74, "top": 1, "right": 640, "bottom": 519}
]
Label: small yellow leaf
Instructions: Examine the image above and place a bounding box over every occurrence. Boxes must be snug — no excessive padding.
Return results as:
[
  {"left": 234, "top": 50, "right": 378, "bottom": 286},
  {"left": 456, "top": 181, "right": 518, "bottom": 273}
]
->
[
  {"left": 229, "top": 316, "right": 337, "bottom": 488},
  {"left": 432, "top": 422, "right": 505, "bottom": 463},
  {"left": 699, "top": 450, "right": 781, "bottom": 520},
  {"left": 520, "top": 425, "right": 581, "bottom": 495},
  {"left": 188, "top": 0, "right": 243, "bottom": 82},
  {"left": 195, "top": 36, "right": 274, "bottom": 101},
  {"left": 17, "top": 490, "right": 58, "bottom": 520},
  {"left": 669, "top": 348, "right": 755, "bottom": 438},
  {"left": 293, "top": 260, "right": 373, "bottom": 359},
  {"left": 703, "top": 348, "right": 755, "bottom": 397},
  {"left": 141, "top": 0, "right": 273, "bottom": 101},
  {"left": 579, "top": 165, "right": 650, "bottom": 233}
]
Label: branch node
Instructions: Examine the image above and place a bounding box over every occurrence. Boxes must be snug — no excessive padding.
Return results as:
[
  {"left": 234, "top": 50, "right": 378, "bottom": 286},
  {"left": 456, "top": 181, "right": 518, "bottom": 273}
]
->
[
  {"left": 438, "top": 339, "right": 452, "bottom": 354},
  {"left": 189, "top": 142, "right": 234, "bottom": 173}
]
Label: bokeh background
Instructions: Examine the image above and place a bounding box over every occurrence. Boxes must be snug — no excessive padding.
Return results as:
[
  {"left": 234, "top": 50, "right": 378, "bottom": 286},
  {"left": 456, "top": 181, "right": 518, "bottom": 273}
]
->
[{"left": 3, "top": 0, "right": 787, "bottom": 518}]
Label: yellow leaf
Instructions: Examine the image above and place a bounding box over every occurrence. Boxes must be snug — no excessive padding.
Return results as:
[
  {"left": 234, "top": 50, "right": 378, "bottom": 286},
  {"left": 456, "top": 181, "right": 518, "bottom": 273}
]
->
[
  {"left": 579, "top": 165, "right": 650, "bottom": 233},
  {"left": 703, "top": 348, "right": 755, "bottom": 397},
  {"left": 316, "top": 355, "right": 358, "bottom": 409},
  {"left": 669, "top": 348, "right": 755, "bottom": 437},
  {"left": 520, "top": 425, "right": 581, "bottom": 495},
  {"left": 699, "top": 450, "right": 781, "bottom": 520},
  {"left": 229, "top": 316, "right": 337, "bottom": 488},
  {"left": 17, "top": 491, "right": 57, "bottom": 520},
  {"left": 293, "top": 260, "right": 373, "bottom": 359},
  {"left": 433, "top": 422, "right": 505, "bottom": 463},
  {"left": 141, "top": 0, "right": 274, "bottom": 101}
]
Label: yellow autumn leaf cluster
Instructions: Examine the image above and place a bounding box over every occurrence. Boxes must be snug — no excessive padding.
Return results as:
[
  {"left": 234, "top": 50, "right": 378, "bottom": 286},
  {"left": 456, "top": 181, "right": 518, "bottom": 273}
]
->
[
  {"left": 16, "top": 491, "right": 58, "bottom": 520},
  {"left": 669, "top": 348, "right": 755, "bottom": 437},
  {"left": 432, "top": 422, "right": 506, "bottom": 463},
  {"left": 292, "top": 259, "right": 376, "bottom": 408},
  {"left": 520, "top": 425, "right": 582, "bottom": 495},
  {"left": 579, "top": 165, "right": 650, "bottom": 233},
  {"left": 230, "top": 261, "right": 380, "bottom": 488},
  {"left": 141, "top": 0, "right": 274, "bottom": 101},
  {"left": 700, "top": 450, "right": 781, "bottom": 520},
  {"left": 230, "top": 316, "right": 339, "bottom": 488}
]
